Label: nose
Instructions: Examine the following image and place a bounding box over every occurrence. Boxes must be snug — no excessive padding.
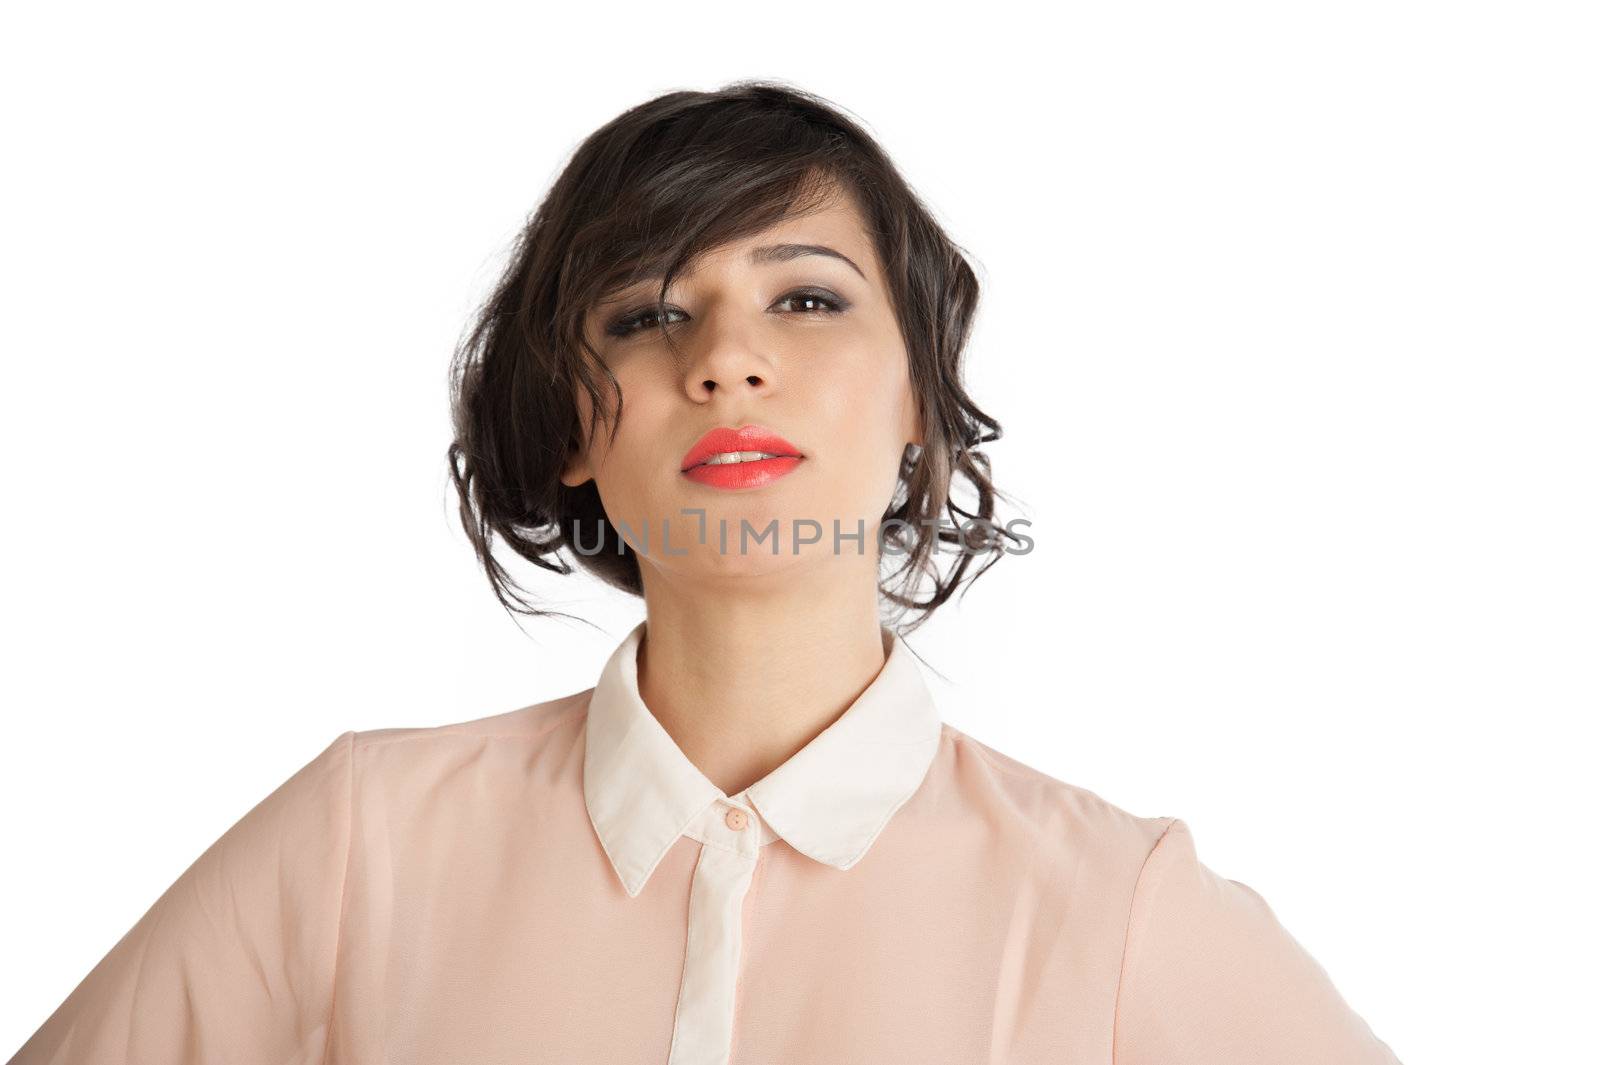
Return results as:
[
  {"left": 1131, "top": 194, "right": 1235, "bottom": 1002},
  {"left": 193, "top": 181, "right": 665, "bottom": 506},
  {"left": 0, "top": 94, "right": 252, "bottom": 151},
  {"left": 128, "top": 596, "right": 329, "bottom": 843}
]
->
[{"left": 680, "top": 305, "right": 778, "bottom": 402}]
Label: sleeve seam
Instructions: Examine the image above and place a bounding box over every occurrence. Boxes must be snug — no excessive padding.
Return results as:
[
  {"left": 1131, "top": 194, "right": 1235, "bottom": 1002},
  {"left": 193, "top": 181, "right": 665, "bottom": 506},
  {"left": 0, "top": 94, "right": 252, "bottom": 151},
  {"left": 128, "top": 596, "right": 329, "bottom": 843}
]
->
[
  {"left": 1110, "top": 816, "right": 1181, "bottom": 1065},
  {"left": 319, "top": 730, "right": 357, "bottom": 1065}
]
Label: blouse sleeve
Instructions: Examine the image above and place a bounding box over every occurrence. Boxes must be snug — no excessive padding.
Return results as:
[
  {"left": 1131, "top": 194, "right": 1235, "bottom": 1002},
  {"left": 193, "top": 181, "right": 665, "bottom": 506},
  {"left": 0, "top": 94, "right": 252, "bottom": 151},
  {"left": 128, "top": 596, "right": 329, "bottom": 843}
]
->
[
  {"left": 9, "top": 730, "right": 356, "bottom": 1065},
  {"left": 1112, "top": 817, "right": 1403, "bottom": 1065}
]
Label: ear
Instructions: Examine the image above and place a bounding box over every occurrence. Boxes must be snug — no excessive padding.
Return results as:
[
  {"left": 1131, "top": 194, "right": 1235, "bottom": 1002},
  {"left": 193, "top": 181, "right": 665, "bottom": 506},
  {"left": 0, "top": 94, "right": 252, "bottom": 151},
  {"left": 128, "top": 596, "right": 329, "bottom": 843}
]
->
[
  {"left": 560, "top": 387, "right": 598, "bottom": 487},
  {"left": 560, "top": 443, "right": 593, "bottom": 488}
]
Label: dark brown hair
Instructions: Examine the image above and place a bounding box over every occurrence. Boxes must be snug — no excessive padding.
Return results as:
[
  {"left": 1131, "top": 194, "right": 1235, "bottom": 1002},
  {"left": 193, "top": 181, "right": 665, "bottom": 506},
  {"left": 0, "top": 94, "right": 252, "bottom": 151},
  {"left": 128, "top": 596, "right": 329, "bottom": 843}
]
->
[{"left": 446, "top": 79, "right": 1024, "bottom": 635}]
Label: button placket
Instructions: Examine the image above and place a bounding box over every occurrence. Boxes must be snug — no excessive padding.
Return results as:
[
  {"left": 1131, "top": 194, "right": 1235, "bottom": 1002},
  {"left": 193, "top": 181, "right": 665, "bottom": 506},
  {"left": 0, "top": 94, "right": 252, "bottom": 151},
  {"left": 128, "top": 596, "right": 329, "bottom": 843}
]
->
[{"left": 668, "top": 801, "right": 761, "bottom": 1065}]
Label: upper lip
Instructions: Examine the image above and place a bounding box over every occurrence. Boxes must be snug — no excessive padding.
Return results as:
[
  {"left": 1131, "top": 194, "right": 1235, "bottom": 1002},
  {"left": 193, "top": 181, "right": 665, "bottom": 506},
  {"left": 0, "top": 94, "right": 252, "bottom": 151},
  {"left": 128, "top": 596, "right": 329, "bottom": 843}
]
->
[{"left": 680, "top": 424, "right": 806, "bottom": 471}]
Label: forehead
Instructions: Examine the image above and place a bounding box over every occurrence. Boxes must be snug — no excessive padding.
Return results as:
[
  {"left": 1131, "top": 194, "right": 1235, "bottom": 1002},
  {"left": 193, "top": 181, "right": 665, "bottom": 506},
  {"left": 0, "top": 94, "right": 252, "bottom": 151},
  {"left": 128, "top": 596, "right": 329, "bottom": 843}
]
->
[
  {"left": 610, "top": 191, "right": 880, "bottom": 297},
  {"left": 704, "top": 193, "right": 875, "bottom": 269}
]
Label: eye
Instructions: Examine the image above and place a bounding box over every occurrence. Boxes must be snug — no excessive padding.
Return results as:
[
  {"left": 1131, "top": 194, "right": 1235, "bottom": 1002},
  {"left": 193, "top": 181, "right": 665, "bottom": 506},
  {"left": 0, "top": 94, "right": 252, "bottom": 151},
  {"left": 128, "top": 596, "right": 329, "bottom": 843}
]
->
[
  {"left": 605, "top": 304, "right": 688, "bottom": 338},
  {"left": 604, "top": 288, "right": 850, "bottom": 339},
  {"left": 773, "top": 287, "right": 850, "bottom": 316}
]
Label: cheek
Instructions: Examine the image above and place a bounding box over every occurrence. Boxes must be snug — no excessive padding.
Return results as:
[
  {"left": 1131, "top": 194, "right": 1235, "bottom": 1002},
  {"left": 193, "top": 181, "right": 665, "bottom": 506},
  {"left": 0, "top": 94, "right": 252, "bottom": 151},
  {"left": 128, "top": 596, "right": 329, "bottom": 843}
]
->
[
  {"left": 576, "top": 361, "right": 644, "bottom": 466},
  {"left": 802, "top": 331, "right": 909, "bottom": 441},
  {"left": 592, "top": 369, "right": 677, "bottom": 488},
  {"left": 803, "top": 344, "right": 913, "bottom": 501},
  {"left": 848, "top": 340, "right": 914, "bottom": 433}
]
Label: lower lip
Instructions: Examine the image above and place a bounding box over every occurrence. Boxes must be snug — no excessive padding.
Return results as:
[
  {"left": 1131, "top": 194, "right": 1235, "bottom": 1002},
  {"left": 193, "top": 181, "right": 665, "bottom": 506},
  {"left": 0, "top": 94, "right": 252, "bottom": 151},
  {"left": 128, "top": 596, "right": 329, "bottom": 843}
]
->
[{"left": 682, "top": 456, "right": 804, "bottom": 490}]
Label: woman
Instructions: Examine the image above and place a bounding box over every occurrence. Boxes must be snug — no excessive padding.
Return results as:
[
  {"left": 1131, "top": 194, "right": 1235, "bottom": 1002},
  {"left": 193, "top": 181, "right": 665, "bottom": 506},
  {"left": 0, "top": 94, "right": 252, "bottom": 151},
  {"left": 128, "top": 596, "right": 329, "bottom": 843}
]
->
[{"left": 11, "top": 81, "right": 1403, "bottom": 1064}]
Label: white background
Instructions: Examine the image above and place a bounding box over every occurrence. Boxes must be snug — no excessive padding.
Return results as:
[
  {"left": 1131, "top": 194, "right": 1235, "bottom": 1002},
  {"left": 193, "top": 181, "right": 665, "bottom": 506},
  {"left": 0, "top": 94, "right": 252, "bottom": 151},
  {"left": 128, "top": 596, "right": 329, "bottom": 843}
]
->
[{"left": 3, "top": 3, "right": 1596, "bottom": 1061}]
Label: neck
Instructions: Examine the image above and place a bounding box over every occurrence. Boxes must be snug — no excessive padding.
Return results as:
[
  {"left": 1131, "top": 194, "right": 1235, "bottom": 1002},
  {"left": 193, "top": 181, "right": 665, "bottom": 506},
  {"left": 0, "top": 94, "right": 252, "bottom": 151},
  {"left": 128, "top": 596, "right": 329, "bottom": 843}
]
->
[{"left": 635, "top": 564, "right": 889, "bottom": 798}]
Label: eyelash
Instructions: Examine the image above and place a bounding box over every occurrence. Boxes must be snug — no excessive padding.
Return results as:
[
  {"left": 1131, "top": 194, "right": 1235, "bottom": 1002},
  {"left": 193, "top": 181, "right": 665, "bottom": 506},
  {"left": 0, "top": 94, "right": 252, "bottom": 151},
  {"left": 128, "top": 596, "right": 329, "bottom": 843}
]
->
[{"left": 605, "top": 288, "right": 850, "bottom": 338}]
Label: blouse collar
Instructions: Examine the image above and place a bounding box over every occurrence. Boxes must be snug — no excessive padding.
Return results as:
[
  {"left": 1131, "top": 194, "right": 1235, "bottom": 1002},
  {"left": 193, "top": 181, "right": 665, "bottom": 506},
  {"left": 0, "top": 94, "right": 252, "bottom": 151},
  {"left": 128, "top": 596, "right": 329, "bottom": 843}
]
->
[{"left": 582, "top": 619, "right": 944, "bottom": 898}]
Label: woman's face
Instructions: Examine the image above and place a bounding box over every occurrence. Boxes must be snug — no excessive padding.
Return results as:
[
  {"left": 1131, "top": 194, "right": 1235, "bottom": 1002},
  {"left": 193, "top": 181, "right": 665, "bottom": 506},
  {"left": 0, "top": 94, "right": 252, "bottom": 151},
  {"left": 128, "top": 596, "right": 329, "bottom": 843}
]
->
[{"left": 560, "top": 187, "right": 923, "bottom": 583}]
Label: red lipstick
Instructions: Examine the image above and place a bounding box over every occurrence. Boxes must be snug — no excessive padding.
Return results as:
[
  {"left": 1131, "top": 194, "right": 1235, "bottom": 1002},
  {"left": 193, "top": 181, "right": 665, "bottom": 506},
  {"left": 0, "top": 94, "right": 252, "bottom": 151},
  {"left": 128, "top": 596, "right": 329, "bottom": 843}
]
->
[{"left": 680, "top": 424, "right": 805, "bottom": 490}]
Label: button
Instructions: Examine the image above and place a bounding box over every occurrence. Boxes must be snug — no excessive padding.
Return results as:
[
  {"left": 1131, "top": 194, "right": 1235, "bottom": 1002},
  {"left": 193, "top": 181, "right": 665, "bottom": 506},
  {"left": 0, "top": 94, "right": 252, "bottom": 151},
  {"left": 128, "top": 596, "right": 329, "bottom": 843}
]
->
[{"left": 724, "top": 807, "right": 748, "bottom": 831}]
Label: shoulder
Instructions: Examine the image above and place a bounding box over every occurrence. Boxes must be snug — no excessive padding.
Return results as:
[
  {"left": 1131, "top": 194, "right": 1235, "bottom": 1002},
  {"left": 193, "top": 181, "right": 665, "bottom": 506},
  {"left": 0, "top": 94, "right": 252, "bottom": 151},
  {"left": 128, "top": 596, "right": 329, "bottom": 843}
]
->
[
  {"left": 303, "top": 688, "right": 596, "bottom": 803},
  {"left": 350, "top": 686, "right": 591, "bottom": 750},
  {"left": 934, "top": 721, "right": 1177, "bottom": 884}
]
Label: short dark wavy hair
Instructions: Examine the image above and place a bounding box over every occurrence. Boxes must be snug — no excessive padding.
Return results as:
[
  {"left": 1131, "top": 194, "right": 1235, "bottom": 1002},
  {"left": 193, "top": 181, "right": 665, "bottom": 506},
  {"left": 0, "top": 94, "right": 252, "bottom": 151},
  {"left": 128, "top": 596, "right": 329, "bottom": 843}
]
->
[{"left": 446, "top": 79, "right": 1023, "bottom": 635}]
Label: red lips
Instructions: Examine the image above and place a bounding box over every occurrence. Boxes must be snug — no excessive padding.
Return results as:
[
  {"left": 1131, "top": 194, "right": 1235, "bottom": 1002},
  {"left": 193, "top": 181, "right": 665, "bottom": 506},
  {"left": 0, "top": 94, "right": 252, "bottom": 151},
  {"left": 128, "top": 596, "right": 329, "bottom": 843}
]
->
[
  {"left": 680, "top": 425, "right": 804, "bottom": 472},
  {"left": 679, "top": 424, "right": 806, "bottom": 491}
]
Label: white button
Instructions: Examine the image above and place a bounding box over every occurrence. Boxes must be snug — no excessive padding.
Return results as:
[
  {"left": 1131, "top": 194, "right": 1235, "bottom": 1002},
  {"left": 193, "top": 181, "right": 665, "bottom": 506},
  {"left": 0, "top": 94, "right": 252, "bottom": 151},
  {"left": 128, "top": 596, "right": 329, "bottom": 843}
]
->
[{"left": 724, "top": 807, "right": 748, "bottom": 831}]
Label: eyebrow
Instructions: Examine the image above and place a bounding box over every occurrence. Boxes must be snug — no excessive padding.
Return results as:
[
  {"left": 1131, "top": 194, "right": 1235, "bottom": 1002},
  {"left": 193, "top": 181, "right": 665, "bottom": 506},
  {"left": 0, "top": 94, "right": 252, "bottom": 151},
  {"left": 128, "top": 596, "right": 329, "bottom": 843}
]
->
[
  {"left": 747, "top": 242, "right": 867, "bottom": 280},
  {"left": 596, "top": 242, "right": 867, "bottom": 311}
]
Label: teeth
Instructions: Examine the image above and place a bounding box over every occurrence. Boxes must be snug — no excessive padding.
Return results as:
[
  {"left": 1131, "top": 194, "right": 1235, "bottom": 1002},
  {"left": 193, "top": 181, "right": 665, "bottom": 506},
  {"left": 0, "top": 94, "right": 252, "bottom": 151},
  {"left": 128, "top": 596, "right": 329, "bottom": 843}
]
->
[{"left": 701, "top": 450, "right": 784, "bottom": 466}]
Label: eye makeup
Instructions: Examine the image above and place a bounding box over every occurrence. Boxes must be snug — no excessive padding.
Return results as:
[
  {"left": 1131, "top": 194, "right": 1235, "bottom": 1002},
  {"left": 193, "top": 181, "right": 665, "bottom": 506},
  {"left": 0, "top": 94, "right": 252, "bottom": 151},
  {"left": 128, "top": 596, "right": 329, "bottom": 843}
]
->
[{"left": 603, "top": 285, "right": 852, "bottom": 339}]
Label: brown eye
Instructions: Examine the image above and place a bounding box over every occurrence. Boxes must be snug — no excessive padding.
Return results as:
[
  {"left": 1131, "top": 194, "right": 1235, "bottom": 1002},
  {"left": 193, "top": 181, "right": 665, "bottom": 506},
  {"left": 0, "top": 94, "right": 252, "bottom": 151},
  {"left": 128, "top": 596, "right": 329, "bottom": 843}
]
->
[
  {"left": 773, "top": 288, "right": 849, "bottom": 315},
  {"left": 606, "top": 287, "right": 848, "bottom": 338},
  {"left": 607, "top": 305, "right": 687, "bottom": 338}
]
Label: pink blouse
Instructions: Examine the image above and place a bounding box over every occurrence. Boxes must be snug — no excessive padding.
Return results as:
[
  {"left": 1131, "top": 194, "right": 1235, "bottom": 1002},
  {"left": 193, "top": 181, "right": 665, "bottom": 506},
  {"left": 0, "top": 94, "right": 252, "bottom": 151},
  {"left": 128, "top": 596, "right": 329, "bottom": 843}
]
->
[{"left": 10, "top": 620, "right": 1402, "bottom": 1064}]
